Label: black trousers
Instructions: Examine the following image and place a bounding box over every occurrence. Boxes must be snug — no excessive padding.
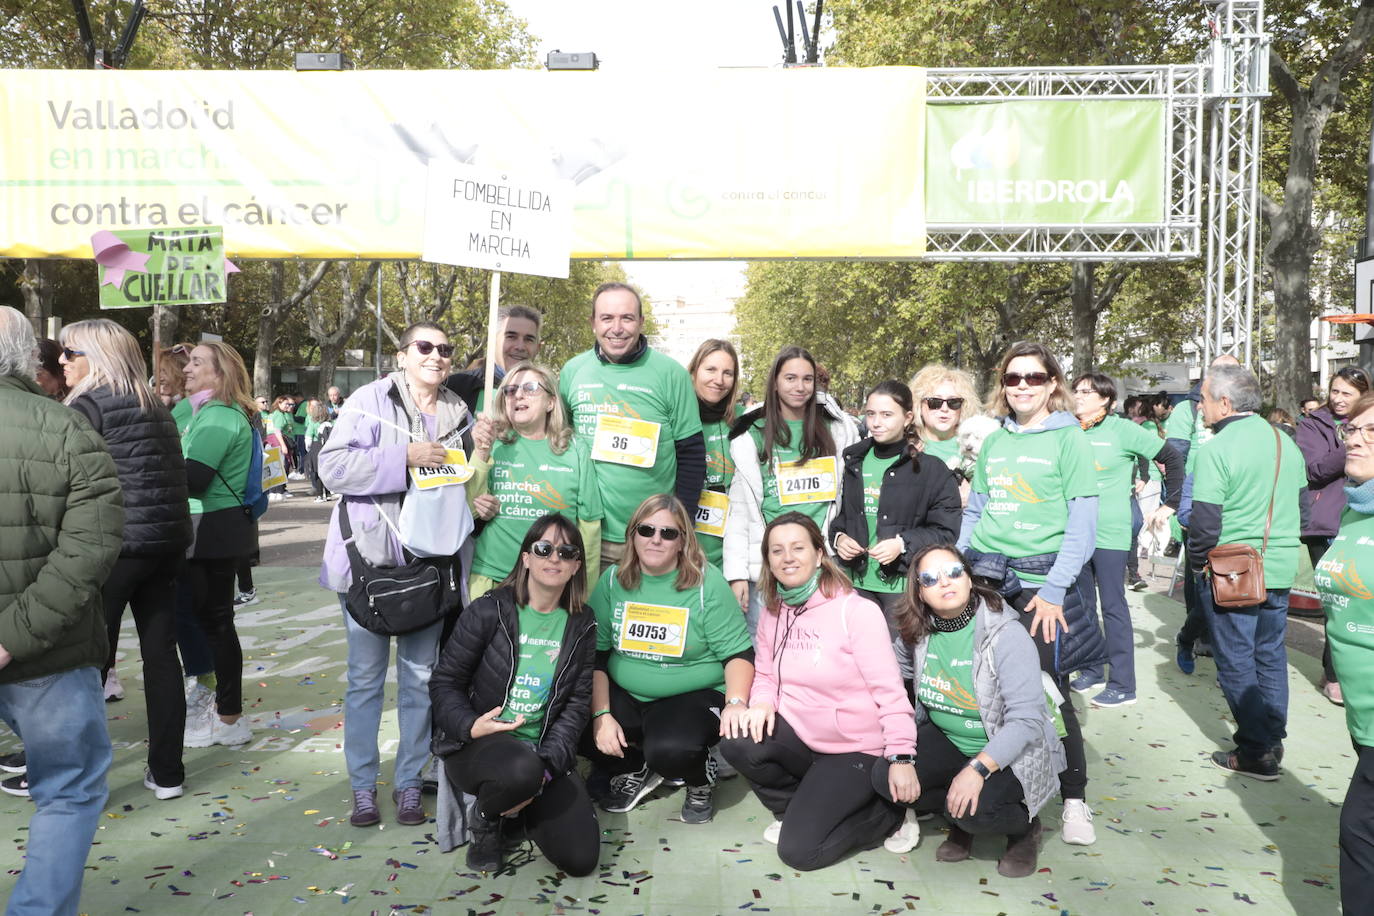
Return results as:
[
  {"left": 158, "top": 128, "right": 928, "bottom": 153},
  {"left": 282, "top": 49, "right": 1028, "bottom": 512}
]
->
[
  {"left": 101, "top": 555, "right": 186, "bottom": 786},
  {"left": 448, "top": 734, "right": 600, "bottom": 877},
  {"left": 582, "top": 683, "right": 722, "bottom": 787},
  {"left": 1010, "top": 579, "right": 1088, "bottom": 801},
  {"left": 853, "top": 588, "right": 905, "bottom": 639},
  {"left": 873, "top": 719, "right": 1032, "bottom": 837},
  {"left": 719, "top": 713, "right": 901, "bottom": 872},
  {"left": 183, "top": 557, "right": 243, "bottom": 716},
  {"left": 307, "top": 440, "right": 327, "bottom": 496},
  {"left": 1343, "top": 743, "right": 1374, "bottom": 912}
]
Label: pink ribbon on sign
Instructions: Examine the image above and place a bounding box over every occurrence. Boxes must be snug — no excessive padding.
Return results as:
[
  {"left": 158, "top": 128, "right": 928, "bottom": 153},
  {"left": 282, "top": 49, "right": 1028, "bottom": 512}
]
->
[
  {"left": 224, "top": 257, "right": 240, "bottom": 275},
  {"left": 91, "top": 230, "right": 152, "bottom": 287}
]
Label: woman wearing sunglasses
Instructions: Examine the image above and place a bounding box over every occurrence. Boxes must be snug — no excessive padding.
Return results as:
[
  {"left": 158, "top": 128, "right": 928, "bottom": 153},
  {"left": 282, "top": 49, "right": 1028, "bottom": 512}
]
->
[
  {"left": 725, "top": 345, "right": 858, "bottom": 633},
  {"left": 466, "top": 362, "right": 603, "bottom": 598},
  {"left": 319, "top": 322, "right": 476, "bottom": 830},
  {"left": 586, "top": 494, "right": 754, "bottom": 825},
  {"left": 830, "top": 380, "right": 961, "bottom": 635},
  {"left": 689, "top": 339, "right": 741, "bottom": 569},
  {"left": 719, "top": 512, "right": 914, "bottom": 871},
  {"left": 878, "top": 544, "right": 1066, "bottom": 877},
  {"left": 957, "top": 340, "right": 1102, "bottom": 847},
  {"left": 430, "top": 514, "right": 599, "bottom": 876},
  {"left": 1069, "top": 373, "right": 1183, "bottom": 708},
  {"left": 909, "top": 364, "right": 982, "bottom": 467}
]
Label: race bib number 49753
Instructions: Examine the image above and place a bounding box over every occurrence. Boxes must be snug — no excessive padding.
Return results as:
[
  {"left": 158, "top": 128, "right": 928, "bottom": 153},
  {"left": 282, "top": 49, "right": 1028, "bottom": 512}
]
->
[{"left": 616, "top": 602, "right": 690, "bottom": 657}]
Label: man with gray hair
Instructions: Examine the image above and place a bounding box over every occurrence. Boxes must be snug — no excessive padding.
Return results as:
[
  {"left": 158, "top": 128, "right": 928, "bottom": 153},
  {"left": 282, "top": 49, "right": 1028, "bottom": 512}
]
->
[
  {"left": 1187, "top": 362, "right": 1306, "bottom": 780},
  {"left": 0, "top": 306, "right": 124, "bottom": 914}
]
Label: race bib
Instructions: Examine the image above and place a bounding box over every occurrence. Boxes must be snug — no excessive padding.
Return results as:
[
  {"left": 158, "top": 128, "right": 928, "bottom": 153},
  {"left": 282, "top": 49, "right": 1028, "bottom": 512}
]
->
[
  {"left": 408, "top": 448, "right": 474, "bottom": 490},
  {"left": 617, "top": 602, "right": 690, "bottom": 658},
  {"left": 776, "top": 456, "right": 838, "bottom": 506},
  {"left": 591, "top": 414, "right": 661, "bottom": 468},
  {"left": 261, "top": 446, "right": 287, "bottom": 491},
  {"left": 694, "top": 490, "right": 729, "bottom": 538}
]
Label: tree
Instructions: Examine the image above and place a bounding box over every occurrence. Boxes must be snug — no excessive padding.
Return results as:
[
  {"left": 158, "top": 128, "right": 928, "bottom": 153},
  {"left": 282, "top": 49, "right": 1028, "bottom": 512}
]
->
[
  {"left": 254, "top": 261, "right": 331, "bottom": 396},
  {"left": 309, "top": 261, "right": 380, "bottom": 394}
]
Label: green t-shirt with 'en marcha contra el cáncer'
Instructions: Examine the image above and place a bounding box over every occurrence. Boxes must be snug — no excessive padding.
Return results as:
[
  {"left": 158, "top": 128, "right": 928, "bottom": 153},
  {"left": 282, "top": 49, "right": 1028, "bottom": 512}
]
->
[
  {"left": 1319, "top": 507, "right": 1374, "bottom": 746},
  {"left": 1084, "top": 414, "right": 1166, "bottom": 551}
]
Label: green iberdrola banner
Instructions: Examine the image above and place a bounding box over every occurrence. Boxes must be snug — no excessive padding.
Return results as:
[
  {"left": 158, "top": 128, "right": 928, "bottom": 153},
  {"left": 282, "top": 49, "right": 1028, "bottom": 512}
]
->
[
  {"left": 925, "top": 100, "right": 1166, "bottom": 225},
  {"left": 97, "top": 225, "right": 227, "bottom": 309}
]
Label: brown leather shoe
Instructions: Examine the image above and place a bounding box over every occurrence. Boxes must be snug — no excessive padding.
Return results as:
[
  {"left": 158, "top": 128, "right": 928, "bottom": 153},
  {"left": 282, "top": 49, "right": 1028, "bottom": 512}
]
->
[
  {"left": 997, "top": 817, "right": 1043, "bottom": 878},
  {"left": 935, "top": 825, "right": 974, "bottom": 863}
]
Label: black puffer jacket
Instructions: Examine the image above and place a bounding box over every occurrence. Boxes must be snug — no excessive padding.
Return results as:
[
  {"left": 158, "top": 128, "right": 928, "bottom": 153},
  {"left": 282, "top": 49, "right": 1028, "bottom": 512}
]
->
[
  {"left": 829, "top": 438, "right": 962, "bottom": 580},
  {"left": 70, "top": 386, "right": 192, "bottom": 557},
  {"left": 430, "top": 586, "right": 596, "bottom": 776}
]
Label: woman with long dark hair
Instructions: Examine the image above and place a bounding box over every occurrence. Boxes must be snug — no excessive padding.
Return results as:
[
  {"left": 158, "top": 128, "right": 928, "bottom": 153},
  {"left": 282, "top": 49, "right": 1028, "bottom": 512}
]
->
[
  {"left": 724, "top": 345, "right": 858, "bottom": 632},
  {"left": 688, "top": 339, "right": 740, "bottom": 569}
]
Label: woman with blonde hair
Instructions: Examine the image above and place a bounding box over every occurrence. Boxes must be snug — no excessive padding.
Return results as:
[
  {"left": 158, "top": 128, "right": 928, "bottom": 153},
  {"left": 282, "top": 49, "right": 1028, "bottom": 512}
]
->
[
  {"left": 586, "top": 494, "right": 754, "bottom": 825},
  {"left": 468, "top": 361, "right": 603, "bottom": 597},
  {"left": 909, "top": 364, "right": 981, "bottom": 466},
  {"left": 58, "top": 319, "right": 193, "bottom": 798},
  {"left": 178, "top": 341, "right": 258, "bottom": 750},
  {"left": 159, "top": 343, "right": 193, "bottom": 414},
  {"left": 688, "top": 339, "right": 740, "bottom": 568}
]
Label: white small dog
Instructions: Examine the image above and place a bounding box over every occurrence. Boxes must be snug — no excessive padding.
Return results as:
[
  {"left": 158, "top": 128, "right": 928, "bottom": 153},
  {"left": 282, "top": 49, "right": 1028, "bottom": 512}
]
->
[{"left": 952, "top": 414, "right": 1002, "bottom": 482}]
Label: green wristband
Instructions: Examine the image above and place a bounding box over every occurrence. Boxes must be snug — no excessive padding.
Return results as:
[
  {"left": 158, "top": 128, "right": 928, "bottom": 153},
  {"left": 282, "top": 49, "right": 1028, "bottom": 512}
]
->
[{"left": 592, "top": 708, "right": 612, "bottom": 718}]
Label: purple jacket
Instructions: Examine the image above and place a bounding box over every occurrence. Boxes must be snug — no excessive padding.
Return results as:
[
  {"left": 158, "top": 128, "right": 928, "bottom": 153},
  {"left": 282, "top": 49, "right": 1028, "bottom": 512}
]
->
[{"left": 1297, "top": 405, "right": 1345, "bottom": 537}]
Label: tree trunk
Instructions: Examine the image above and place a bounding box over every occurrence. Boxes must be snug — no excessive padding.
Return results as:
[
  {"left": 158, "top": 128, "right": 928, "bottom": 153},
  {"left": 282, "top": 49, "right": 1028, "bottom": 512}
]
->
[
  {"left": 20, "top": 260, "right": 52, "bottom": 331},
  {"left": 308, "top": 261, "right": 381, "bottom": 395},
  {"left": 1070, "top": 262, "right": 1097, "bottom": 378},
  {"left": 253, "top": 263, "right": 285, "bottom": 398}
]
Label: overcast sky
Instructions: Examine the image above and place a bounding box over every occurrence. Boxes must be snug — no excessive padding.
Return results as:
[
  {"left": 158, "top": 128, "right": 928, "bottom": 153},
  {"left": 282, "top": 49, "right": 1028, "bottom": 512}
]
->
[{"left": 502, "top": 0, "right": 815, "bottom": 303}]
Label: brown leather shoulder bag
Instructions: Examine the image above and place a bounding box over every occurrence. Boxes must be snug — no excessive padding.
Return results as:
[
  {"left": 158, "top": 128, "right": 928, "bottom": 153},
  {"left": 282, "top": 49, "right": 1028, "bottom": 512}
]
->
[{"left": 1206, "top": 425, "right": 1281, "bottom": 609}]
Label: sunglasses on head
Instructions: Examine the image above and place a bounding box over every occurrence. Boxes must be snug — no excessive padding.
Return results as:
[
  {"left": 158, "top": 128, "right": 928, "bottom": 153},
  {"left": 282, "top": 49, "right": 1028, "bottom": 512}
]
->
[
  {"left": 530, "top": 540, "right": 582, "bottom": 561},
  {"left": 406, "top": 340, "right": 455, "bottom": 358},
  {"left": 635, "top": 523, "right": 682, "bottom": 541},
  {"left": 917, "top": 562, "right": 967, "bottom": 588},
  {"left": 1004, "top": 371, "right": 1051, "bottom": 388},
  {"left": 501, "top": 380, "right": 545, "bottom": 398},
  {"left": 169, "top": 344, "right": 192, "bottom": 356},
  {"left": 923, "top": 397, "right": 964, "bottom": 410},
  {"left": 61, "top": 347, "right": 86, "bottom": 360}
]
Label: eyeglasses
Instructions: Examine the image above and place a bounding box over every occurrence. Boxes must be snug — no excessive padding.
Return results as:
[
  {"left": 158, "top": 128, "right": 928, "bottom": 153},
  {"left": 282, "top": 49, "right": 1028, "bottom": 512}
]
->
[
  {"left": 501, "top": 380, "right": 546, "bottom": 398},
  {"left": 635, "top": 523, "right": 682, "bottom": 541},
  {"left": 61, "top": 347, "right": 86, "bottom": 360},
  {"left": 923, "top": 397, "right": 964, "bottom": 411},
  {"left": 1071, "top": 388, "right": 1098, "bottom": 396},
  {"left": 1004, "top": 371, "right": 1051, "bottom": 388},
  {"left": 917, "top": 562, "right": 967, "bottom": 588},
  {"left": 1346, "top": 423, "right": 1374, "bottom": 445},
  {"left": 405, "top": 340, "right": 456, "bottom": 358},
  {"left": 530, "top": 540, "right": 582, "bottom": 561}
]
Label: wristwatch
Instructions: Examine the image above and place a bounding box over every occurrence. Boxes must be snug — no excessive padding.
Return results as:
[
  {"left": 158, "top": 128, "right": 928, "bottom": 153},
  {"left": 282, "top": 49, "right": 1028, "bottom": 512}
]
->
[
  {"left": 726, "top": 697, "right": 747, "bottom": 707},
  {"left": 887, "top": 753, "right": 916, "bottom": 765},
  {"left": 966, "top": 758, "right": 992, "bottom": 779}
]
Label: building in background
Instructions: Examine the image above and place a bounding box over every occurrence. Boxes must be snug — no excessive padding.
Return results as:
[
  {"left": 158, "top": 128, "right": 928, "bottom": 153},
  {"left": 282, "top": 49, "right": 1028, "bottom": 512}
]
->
[{"left": 648, "top": 294, "right": 740, "bottom": 368}]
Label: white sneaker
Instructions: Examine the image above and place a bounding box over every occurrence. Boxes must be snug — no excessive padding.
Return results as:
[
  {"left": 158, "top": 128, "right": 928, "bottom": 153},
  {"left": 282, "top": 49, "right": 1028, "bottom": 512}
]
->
[
  {"left": 104, "top": 669, "right": 124, "bottom": 702},
  {"left": 143, "top": 768, "right": 184, "bottom": 800},
  {"left": 884, "top": 808, "right": 921, "bottom": 853},
  {"left": 1060, "top": 799, "right": 1096, "bottom": 845},
  {"left": 185, "top": 680, "right": 214, "bottom": 716},
  {"left": 185, "top": 714, "right": 252, "bottom": 748},
  {"left": 233, "top": 588, "right": 259, "bottom": 609},
  {"left": 288, "top": 472, "right": 307, "bottom": 481},
  {"left": 268, "top": 492, "right": 284, "bottom": 503},
  {"left": 762, "top": 819, "right": 783, "bottom": 844}
]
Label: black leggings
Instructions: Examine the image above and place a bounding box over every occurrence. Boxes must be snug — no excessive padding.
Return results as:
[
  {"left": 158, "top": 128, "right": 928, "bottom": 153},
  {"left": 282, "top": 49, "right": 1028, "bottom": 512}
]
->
[
  {"left": 448, "top": 734, "right": 599, "bottom": 877},
  {"left": 582, "top": 683, "right": 722, "bottom": 787},
  {"left": 873, "top": 719, "right": 1032, "bottom": 837},
  {"left": 719, "top": 713, "right": 901, "bottom": 871},
  {"left": 1010, "top": 580, "right": 1087, "bottom": 801},
  {"left": 184, "top": 557, "right": 243, "bottom": 716}
]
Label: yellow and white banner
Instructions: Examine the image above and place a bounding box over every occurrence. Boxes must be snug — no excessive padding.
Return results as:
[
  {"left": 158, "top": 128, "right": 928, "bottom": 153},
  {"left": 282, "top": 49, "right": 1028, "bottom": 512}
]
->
[{"left": 0, "top": 67, "right": 927, "bottom": 260}]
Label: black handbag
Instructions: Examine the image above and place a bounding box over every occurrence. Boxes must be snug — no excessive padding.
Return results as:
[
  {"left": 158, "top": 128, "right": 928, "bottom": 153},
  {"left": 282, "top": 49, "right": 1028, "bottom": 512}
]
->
[{"left": 338, "top": 500, "right": 462, "bottom": 636}]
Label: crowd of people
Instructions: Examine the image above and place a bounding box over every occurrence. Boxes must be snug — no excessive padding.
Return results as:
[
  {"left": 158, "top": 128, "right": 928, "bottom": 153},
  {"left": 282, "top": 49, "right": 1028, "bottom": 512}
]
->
[{"left": 1, "top": 286, "right": 1372, "bottom": 913}]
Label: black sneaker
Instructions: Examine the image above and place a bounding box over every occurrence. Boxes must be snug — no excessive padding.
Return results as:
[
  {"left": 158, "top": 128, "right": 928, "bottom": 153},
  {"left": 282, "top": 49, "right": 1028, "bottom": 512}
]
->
[
  {"left": 1, "top": 774, "right": 30, "bottom": 797},
  {"left": 1129, "top": 577, "right": 1149, "bottom": 592},
  {"left": 680, "top": 784, "right": 714, "bottom": 824},
  {"left": 465, "top": 807, "right": 503, "bottom": 873},
  {"left": 1210, "top": 749, "right": 1279, "bottom": 781},
  {"left": 0, "top": 751, "right": 25, "bottom": 774},
  {"left": 600, "top": 765, "right": 664, "bottom": 814}
]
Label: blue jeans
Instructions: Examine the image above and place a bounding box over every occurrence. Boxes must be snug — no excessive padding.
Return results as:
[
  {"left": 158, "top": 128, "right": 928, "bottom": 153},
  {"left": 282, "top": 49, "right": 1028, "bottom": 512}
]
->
[
  {"left": 1198, "top": 579, "right": 1290, "bottom": 759},
  {"left": 1080, "top": 548, "right": 1135, "bottom": 693},
  {"left": 0, "top": 667, "right": 112, "bottom": 916},
  {"left": 339, "top": 598, "right": 442, "bottom": 792}
]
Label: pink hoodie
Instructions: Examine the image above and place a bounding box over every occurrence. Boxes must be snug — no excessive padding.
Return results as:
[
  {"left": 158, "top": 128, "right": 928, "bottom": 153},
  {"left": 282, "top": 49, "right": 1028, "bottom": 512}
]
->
[{"left": 750, "top": 587, "right": 916, "bottom": 758}]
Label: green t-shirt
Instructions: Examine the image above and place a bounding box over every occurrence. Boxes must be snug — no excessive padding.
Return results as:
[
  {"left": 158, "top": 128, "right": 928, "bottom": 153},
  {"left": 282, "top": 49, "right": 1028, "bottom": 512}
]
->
[
  {"left": 1084, "top": 415, "right": 1165, "bottom": 551},
  {"left": 559, "top": 346, "right": 702, "bottom": 543},
  {"left": 1319, "top": 507, "right": 1374, "bottom": 745},
  {"left": 922, "top": 436, "right": 960, "bottom": 465},
  {"left": 1191, "top": 414, "right": 1305, "bottom": 589},
  {"left": 918, "top": 625, "right": 988, "bottom": 756},
  {"left": 753, "top": 419, "right": 834, "bottom": 530},
  {"left": 182, "top": 401, "right": 254, "bottom": 515},
  {"left": 502, "top": 604, "right": 568, "bottom": 741},
  {"left": 590, "top": 565, "right": 752, "bottom": 703},
  {"left": 471, "top": 436, "right": 604, "bottom": 581},
  {"left": 1164, "top": 398, "right": 1213, "bottom": 473},
  {"left": 269, "top": 408, "right": 296, "bottom": 439},
  {"left": 854, "top": 449, "right": 905, "bottom": 593},
  {"left": 698, "top": 417, "right": 737, "bottom": 568},
  {"left": 970, "top": 422, "right": 1097, "bottom": 583}
]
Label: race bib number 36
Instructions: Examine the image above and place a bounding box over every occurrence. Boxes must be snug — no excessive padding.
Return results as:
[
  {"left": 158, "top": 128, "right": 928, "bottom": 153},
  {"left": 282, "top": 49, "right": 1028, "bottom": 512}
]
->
[
  {"left": 694, "top": 490, "right": 729, "bottom": 538},
  {"left": 591, "top": 414, "right": 661, "bottom": 468},
  {"left": 776, "top": 456, "right": 838, "bottom": 506},
  {"left": 617, "top": 602, "right": 690, "bottom": 657},
  {"left": 409, "top": 449, "right": 473, "bottom": 489}
]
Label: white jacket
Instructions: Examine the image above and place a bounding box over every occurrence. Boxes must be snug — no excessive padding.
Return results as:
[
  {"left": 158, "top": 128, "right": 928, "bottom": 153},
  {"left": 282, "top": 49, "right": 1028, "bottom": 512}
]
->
[{"left": 722, "top": 393, "right": 859, "bottom": 582}]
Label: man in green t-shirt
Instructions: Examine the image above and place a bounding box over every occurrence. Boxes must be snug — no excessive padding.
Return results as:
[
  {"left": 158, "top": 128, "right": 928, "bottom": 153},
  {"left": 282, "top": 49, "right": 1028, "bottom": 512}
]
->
[
  {"left": 1188, "top": 363, "right": 1306, "bottom": 781},
  {"left": 560, "top": 283, "right": 705, "bottom": 572}
]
